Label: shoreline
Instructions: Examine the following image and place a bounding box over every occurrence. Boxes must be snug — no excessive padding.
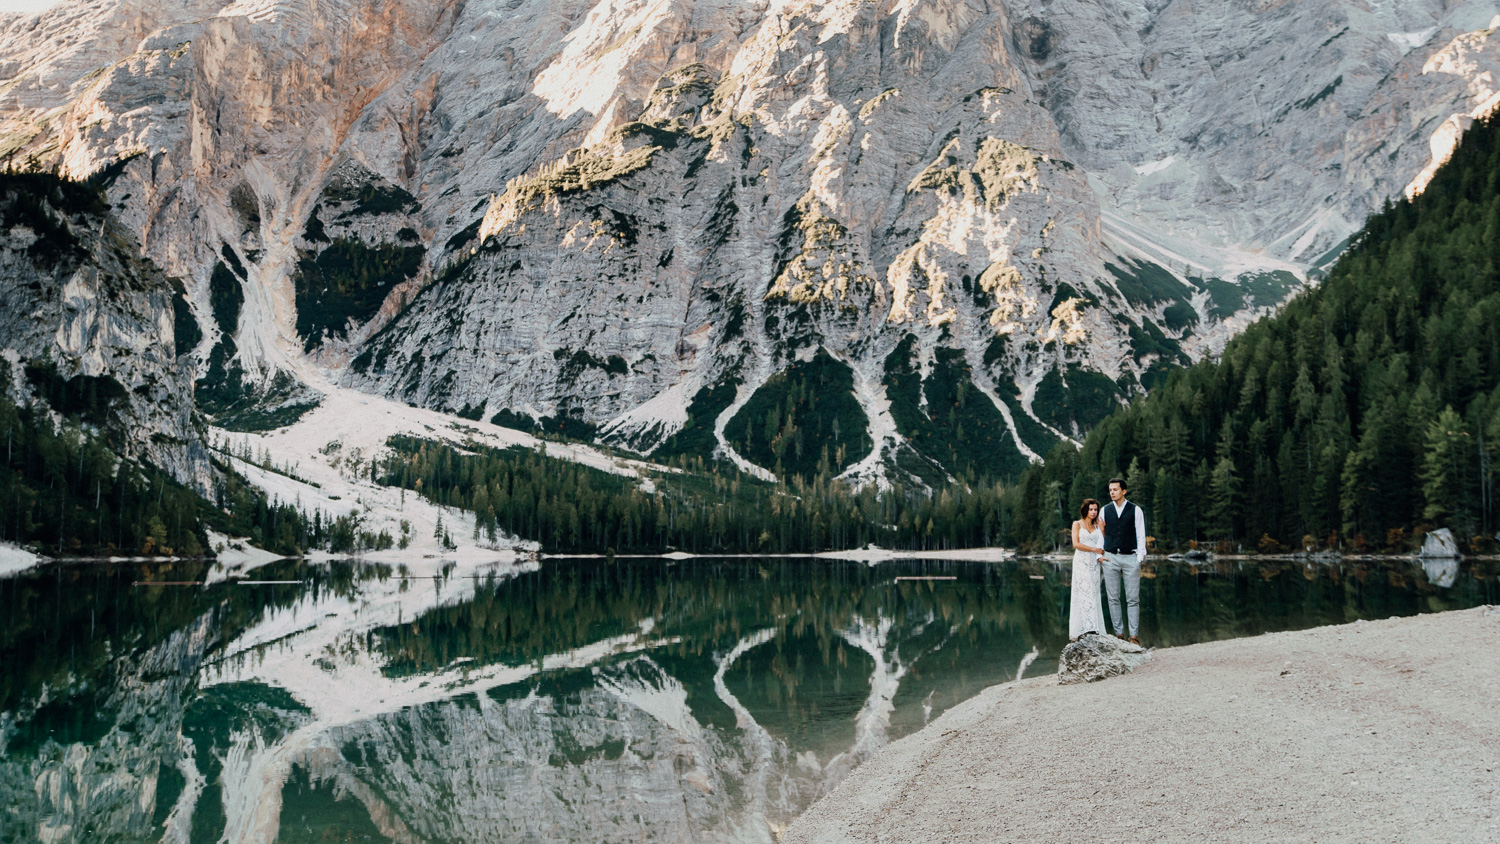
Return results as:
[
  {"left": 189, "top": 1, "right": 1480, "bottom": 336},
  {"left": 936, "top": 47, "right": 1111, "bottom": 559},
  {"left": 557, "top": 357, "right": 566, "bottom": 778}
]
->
[
  {"left": 784, "top": 605, "right": 1500, "bottom": 842},
  {"left": 11, "top": 548, "right": 1497, "bottom": 565}
]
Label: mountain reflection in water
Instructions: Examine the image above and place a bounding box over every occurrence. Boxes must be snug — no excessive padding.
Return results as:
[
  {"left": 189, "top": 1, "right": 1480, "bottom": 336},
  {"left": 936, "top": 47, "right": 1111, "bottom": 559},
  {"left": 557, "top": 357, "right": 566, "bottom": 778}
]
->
[{"left": 0, "top": 556, "right": 1494, "bottom": 843}]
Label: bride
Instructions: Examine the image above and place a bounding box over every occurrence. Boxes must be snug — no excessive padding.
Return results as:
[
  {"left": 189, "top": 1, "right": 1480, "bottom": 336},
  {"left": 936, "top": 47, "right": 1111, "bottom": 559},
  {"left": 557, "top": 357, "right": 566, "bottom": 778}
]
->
[{"left": 1069, "top": 498, "right": 1108, "bottom": 641}]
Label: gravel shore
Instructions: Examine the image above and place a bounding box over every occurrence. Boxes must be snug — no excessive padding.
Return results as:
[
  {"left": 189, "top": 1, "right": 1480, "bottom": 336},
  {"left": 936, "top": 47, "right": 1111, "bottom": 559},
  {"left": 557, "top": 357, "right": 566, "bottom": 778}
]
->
[{"left": 785, "top": 606, "right": 1500, "bottom": 843}]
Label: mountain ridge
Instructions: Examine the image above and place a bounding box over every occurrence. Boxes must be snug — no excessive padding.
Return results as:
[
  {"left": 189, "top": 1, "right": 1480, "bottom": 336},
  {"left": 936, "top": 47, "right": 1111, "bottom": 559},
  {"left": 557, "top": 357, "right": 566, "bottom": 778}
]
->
[{"left": 5, "top": 0, "right": 1500, "bottom": 486}]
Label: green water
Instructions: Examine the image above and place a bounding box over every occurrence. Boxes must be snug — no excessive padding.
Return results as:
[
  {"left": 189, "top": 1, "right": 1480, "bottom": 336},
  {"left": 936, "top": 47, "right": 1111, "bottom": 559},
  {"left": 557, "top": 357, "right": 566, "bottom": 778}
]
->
[{"left": 0, "top": 556, "right": 1493, "bottom": 842}]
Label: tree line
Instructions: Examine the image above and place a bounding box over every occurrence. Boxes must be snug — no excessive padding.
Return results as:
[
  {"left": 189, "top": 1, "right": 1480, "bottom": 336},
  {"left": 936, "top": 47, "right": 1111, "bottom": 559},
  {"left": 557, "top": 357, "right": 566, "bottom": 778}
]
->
[
  {"left": 0, "top": 370, "right": 210, "bottom": 557},
  {"left": 0, "top": 365, "right": 384, "bottom": 558},
  {"left": 1003, "top": 113, "right": 1500, "bottom": 554},
  {"left": 378, "top": 435, "right": 1012, "bottom": 554}
]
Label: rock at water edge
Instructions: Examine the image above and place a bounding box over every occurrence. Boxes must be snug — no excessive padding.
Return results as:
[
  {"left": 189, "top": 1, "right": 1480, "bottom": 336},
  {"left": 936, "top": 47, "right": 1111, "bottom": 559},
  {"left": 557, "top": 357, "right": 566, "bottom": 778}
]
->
[
  {"left": 0, "top": 542, "right": 43, "bottom": 578},
  {"left": 1419, "top": 528, "right": 1462, "bottom": 558},
  {"left": 1421, "top": 556, "right": 1459, "bottom": 589},
  {"left": 1058, "top": 633, "right": 1151, "bottom": 685}
]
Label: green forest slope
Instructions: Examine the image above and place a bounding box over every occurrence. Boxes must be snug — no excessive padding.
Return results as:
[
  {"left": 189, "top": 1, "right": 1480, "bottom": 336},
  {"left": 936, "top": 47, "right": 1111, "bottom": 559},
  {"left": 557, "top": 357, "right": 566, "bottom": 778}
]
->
[{"left": 1004, "top": 114, "right": 1500, "bottom": 554}]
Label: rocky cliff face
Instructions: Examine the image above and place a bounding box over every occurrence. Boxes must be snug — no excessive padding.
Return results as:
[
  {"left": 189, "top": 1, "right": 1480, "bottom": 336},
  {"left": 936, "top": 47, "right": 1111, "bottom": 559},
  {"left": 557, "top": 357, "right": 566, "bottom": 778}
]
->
[
  {"left": 5, "top": 0, "right": 1500, "bottom": 482},
  {"left": 0, "top": 172, "right": 207, "bottom": 484}
]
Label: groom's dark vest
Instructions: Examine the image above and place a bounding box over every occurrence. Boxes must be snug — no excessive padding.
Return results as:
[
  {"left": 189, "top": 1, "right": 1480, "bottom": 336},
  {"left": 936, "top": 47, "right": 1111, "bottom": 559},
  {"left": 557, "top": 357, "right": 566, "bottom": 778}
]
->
[{"left": 1102, "top": 501, "right": 1138, "bottom": 554}]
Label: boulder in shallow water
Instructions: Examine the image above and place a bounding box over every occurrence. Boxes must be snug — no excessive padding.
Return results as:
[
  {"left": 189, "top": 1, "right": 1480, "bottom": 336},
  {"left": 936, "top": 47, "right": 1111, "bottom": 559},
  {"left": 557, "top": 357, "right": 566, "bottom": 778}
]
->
[
  {"left": 1058, "top": 633, "right": 1151, "bottom": 685},
  {"left": 1418, "top": 528, "right": 1461, "bottom": 559}
]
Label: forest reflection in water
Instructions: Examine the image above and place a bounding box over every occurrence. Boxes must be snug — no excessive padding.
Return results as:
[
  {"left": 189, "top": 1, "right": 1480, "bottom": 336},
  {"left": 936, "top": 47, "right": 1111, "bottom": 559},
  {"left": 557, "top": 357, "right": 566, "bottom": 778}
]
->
[{"left": 0, "top": 555, "right": 1494, "bottom": 843}]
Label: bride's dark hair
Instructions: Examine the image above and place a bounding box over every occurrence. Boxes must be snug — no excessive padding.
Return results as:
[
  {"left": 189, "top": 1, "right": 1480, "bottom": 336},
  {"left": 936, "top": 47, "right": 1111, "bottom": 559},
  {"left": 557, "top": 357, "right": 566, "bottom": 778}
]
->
[{"left": 1078, "top": 498, "right": 1101, "bottom": 522}]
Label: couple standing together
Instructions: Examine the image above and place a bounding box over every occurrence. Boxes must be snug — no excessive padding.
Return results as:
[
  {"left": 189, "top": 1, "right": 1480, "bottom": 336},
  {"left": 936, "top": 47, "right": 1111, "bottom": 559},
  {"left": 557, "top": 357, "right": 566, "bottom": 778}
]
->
[{"left": 1069, "top": 477, "right": 1146, "bottom": 645}]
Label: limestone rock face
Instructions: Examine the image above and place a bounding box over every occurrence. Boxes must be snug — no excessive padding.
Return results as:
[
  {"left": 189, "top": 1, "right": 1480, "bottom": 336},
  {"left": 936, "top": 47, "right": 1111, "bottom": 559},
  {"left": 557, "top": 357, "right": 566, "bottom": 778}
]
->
[
  {"left": 2, "top": 0, "right": 465, "bottom": 396},
  {"left": 5, "top": 0, "right": 1500, "bottom": 478},
  {"left": 1057, "top": 632, "right": 1151, "bottom": 685},
  {"left": 351, "top": 0, "right": 1116, "bottom": 466},
  {"left": 1023, "top": 0, "right": 1500, "bottom": 273},
  {"left": 0, "top": 175, "right": 208, "bottom": 486}
]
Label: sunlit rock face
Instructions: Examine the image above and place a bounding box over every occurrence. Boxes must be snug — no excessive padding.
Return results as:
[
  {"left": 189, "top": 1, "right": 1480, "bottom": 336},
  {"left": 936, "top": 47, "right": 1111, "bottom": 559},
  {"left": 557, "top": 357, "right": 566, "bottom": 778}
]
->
[
  {"left": 5, "top": 0, "right": 1500, "bottom": 474},
  {"left": 354, "top": 0, "right": 1115, "bottom": 465},
  {"left": 1022, "top": 0, "right": 1500, "bottom": 322}
]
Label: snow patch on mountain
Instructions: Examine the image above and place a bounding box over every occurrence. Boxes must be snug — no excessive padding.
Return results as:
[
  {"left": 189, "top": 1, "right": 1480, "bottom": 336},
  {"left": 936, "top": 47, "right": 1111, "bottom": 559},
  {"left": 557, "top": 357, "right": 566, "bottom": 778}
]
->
[
  {"left": 1132, "top": 157, "right": 1178, "bottom": 177},
  {"left": 1388, "top": 27, "right": 1440, "bottom": 55},
  {"left": 599, "top": 380, "right": 693, "bottom": 454},
  {"left": 836, "top": 361, "right": 901, "bottom": 490},
  {"left": 211, "top": 374, "right": 672, "bottom": 560}
]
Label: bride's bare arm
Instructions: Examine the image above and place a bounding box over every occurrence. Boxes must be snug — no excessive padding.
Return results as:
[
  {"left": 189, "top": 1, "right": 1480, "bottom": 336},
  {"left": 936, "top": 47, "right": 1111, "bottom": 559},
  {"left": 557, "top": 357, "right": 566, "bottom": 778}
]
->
[{"left": 1072, "top": 521, "right": 1092, "bottom": 552}]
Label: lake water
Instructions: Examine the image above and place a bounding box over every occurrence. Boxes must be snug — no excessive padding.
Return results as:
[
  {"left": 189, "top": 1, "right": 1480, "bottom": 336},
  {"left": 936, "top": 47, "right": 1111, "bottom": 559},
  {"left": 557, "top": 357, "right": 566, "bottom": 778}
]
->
[{"left": 0, "top": 555, "right": 1494, "bottom": 842}]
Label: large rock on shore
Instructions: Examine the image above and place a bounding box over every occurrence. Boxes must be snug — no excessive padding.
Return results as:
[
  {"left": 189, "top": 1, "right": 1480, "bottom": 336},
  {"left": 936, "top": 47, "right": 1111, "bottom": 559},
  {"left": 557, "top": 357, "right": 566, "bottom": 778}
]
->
[
  {"left": 1057, "top": 633, "right": 1150, "bottom": 685},
  {"left": 1419, "top": 527, "right": 1462, "bottom": 558}
]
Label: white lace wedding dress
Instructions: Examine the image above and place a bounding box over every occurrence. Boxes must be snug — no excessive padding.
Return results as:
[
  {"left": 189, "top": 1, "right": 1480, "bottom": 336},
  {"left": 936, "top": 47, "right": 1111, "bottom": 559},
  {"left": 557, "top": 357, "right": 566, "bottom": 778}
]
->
[{"left": 1069, "top": 524, "right": 1108, "bottom": 639}]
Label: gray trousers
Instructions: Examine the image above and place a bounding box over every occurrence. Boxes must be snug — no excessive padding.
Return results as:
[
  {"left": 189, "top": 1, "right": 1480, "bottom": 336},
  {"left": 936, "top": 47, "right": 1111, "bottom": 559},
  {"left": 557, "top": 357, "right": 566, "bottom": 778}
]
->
[{"left": 1102, "top": 552, "right": 1141, "bottom": 637}]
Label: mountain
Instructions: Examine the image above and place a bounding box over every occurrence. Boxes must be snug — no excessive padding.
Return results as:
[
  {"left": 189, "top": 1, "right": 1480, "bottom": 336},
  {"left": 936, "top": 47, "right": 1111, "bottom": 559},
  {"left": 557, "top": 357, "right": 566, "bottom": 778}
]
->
[
  {"left": 0, "top": 170, "right": 207, "bottom": 485},
  {"left": 5, "top": 0, "right": 1500, "bottom": 488},
  {"left": 1004, "top": 111, "right": 1500, "bottom": 554}
]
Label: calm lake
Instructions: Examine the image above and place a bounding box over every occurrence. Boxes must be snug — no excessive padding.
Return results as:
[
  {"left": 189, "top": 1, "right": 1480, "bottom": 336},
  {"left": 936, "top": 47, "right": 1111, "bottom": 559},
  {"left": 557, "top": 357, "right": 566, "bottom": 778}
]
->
[{"left": 0, "top": 555, "right": 1494, "bottom": 842}]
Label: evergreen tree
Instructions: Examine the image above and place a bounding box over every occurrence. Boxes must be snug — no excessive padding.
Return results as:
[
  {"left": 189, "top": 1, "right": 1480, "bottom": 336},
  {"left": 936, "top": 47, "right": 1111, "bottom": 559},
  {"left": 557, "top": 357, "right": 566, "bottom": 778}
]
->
[
  {"left": 1206, "top": 456, "right": 1238, "bottom": 542},
  {"left": 1420, "top": 407, "right": 1470, "bottom": 526}
]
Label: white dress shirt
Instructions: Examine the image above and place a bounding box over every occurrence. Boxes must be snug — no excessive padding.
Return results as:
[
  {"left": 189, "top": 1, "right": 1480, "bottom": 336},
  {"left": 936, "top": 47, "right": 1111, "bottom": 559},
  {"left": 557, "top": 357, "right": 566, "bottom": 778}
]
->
[{"left": 1112, "top": 499, "right": 1147, "bottom": 562}]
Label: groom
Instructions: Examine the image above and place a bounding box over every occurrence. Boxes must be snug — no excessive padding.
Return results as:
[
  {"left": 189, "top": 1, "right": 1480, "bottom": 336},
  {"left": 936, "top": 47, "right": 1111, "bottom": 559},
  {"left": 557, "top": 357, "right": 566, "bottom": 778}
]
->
[{"left": 1100, "top": 477, "right": 1146, "bottom": 645}]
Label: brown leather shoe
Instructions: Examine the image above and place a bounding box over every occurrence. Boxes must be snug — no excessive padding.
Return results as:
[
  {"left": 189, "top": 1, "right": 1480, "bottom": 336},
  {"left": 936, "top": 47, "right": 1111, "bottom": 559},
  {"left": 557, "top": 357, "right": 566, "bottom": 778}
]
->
[
  {"left": 1115, "top": 632, "right": 1127, "bottom": 641},
  {"left": 1129, "top": 636, "right": 1141, "bottom": 645}
]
